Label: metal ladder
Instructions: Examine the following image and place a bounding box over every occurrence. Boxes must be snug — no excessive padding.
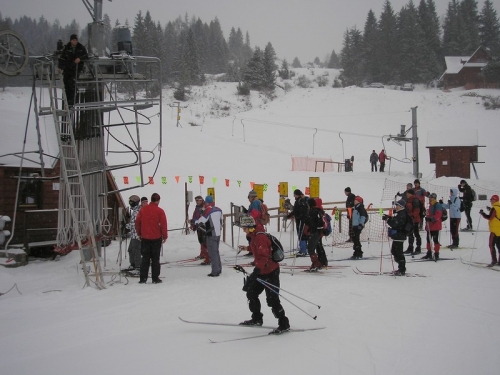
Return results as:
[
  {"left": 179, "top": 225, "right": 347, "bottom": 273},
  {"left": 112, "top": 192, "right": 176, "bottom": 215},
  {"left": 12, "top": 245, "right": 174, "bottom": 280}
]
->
[{"left": 43, "top": 62, "right": 105, "bottom": 289}]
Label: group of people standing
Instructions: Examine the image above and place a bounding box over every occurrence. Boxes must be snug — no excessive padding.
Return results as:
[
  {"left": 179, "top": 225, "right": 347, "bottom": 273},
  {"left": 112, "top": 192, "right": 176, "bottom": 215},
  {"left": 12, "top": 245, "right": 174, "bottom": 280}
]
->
[{"left": 370, "top": 149, "right": 390, "bottom": 172}]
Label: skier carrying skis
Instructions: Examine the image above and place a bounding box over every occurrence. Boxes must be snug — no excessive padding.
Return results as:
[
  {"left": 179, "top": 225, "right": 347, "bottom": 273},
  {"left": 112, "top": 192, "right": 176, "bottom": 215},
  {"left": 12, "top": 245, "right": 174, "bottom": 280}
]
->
[
  {"left": 382, "top": 200, "right": 408, "bottom": 276},
  {"left": 238, "top": 215, "right": 290, "bottom": 334}
]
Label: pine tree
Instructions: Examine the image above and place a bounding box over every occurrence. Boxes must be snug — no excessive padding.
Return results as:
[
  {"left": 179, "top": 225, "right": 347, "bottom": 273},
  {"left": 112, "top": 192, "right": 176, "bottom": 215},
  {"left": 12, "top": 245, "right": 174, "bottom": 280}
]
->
[
  {"left": 279, "top": 59, "right": 290, "bottom": 79},
  {"left": 378, "top": 0, "right": 399, "bottom": 83},
  {"left": 398, "top": 1, "right": 427, "bottom": 83},
  {"left": 459, "top": 0, "right": 481, "bottom": 54},
  {"left": 339, "top": 27, "right": 364, "bottom": 86},
  {"left": 362, "top": 9, "right": 380, "bottom": 82},
  {"left": 417, "top": 0, "right": 443, "bottom": 82},
  {"left": 479, "top": 0, "right": 500, "bottom": 56},
  {"left": 243, "top": 47, "right": 265, "bottom": 89},
  {"left": 263, "top": 42, "right": 277, "bottom": 90},
  {"left": 327, "top": 49, "right": 340, "bottom": 68},
  {"left": 291, "top": 57, "right": 302, "bottom": 68},
  {"left": 443, "top": 0, "right": 468, "bottom": 55}
]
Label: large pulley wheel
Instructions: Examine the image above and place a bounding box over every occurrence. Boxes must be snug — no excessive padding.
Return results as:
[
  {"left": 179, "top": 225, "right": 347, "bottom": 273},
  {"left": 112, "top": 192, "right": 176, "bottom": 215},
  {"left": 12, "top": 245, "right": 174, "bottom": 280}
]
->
[{"left": 0, "top": 30, "right": 29, "bottom": 76}]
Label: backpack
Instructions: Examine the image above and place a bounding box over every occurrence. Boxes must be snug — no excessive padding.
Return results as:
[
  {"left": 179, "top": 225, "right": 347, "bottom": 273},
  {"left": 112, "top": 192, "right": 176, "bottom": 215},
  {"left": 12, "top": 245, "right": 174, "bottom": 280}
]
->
[
  {"left": 259, "top": 203, "right": 270, "bottom": 225},
  {"left": 456, "top": 197, "right": 465, "bottom": 212},
  {"left": 322, "top": 213, "right": 332, "bottom": 236},
  {"left": 257, "top": 232, "right": 284, "bottom": 262},
  {"left": 471, "top": 188, "right": 477, "bottom": 202},
  {"left": 441, "top": 206, "right": 448, "bottom": 222}
]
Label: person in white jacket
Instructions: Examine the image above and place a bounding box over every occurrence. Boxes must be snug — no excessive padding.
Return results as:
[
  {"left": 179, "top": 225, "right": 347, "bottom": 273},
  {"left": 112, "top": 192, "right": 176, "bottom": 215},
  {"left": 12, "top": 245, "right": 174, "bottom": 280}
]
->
[{"left": 441, "top": 188, "right": 462, "bottom": 249}]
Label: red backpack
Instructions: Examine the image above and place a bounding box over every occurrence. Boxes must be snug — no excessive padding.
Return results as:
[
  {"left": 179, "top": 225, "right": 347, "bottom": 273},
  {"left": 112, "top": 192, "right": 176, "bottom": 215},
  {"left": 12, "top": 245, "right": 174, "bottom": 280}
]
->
[{"left": 259, "top": 203, "right": 271, "bottom": 225}]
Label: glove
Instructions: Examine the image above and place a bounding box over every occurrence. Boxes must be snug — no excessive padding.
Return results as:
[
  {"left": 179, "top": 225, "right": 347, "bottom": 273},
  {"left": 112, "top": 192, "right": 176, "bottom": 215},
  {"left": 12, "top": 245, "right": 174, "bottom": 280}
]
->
[
  {"left": 242, "top": 269, "right": 260, "bottom": 292},
  {"left": 439, "top": 199, "right": 443, "bottom": 204},
  {"left": 479, "top": 209, "right": 484, "bottom": 214},
  {"left": 382, "top": 214, "right": 389, "bottom": 221},
  {"left": 357, "top": 224, "right": 364, "bottom": 230},
  {"left": 425, "top": 217, "right": 432, "bottom": 222}
]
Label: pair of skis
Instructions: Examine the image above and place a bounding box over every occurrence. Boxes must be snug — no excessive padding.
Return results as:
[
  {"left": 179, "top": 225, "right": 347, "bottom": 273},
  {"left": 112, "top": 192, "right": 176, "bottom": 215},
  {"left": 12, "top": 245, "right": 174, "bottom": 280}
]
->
[{"left": 179, "top": 317, "right": 325, "bottom": 343}]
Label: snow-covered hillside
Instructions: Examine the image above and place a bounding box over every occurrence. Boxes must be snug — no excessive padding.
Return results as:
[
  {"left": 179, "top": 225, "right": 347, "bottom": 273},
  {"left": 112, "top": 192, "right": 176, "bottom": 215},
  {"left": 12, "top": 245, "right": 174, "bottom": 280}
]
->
[{"left": 1, "top": 70, "right": 499, "bottom": 375}]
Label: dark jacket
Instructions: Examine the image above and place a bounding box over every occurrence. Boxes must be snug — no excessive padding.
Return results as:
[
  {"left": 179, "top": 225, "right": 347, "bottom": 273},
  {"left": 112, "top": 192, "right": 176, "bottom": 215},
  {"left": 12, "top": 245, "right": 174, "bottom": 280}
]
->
[
  {"left": 458, "top": 183, "right": 473, "bottom": 204},
  {"left": 306, "top": 205, "right": 325, "bottom": 235},
  {"left": 370, "top": 152, "right": 378, "bottom": 163},
  {"left": 289, "top": 195, "right": 309, "bottom": 222},
  {"left": 387, "top": 209, "right": 408, "bottom": 241},
  {"left": 58, "top": 42, "right": 88, "bottom": 73}
]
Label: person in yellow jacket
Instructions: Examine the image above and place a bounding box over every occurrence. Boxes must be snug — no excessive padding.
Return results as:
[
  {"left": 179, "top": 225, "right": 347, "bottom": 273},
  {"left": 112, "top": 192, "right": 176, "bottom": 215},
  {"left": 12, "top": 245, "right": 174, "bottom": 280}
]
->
[{"left": 479, "top": 195, "right": 500, "bottom": 267}]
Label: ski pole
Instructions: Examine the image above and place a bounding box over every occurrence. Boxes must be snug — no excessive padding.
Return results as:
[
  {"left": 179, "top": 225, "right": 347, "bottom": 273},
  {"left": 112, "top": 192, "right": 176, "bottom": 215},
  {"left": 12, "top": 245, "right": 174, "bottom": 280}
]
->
[
  {"left": 257, "top": 277, "right": 321, "bottom": 309},
  {"left": 467, "top": 215, "right": 482, "bottom": 268},
  {"left": 256, "top": 278, "right": 318, "bottom": 320}
]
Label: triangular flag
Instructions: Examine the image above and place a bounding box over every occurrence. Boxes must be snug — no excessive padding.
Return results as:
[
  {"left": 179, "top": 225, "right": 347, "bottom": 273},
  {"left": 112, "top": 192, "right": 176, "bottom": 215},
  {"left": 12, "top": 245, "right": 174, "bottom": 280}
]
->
[
  {"left": 225, "top": 179, "right": 230, "bottom": 187},
  {"left": 123, "top": 176, "right": 129, "bottom": 184},
  {"left": 161, "top": 177, "right": 167, "bottom": 184},
  {"left": 148, "top": 177, "right": 154, "bottom": 184},
  {"left": 212, "top": 177, "right": 217, "bottom": 185},
  {"left": 237, "top": 180, "right": 241, "bottom": 187},
  {"left": 188, "top": 176, "right": 193, "bottom": 183},
  {"left": 263, "top": 183, "right": 268, "bottom": 192},
  {"left": 136, "top": 176, "right": 141, "bottom": 183},
  {"left": 175, "top": 176, "right": 180, "bottom": 183},
  {"left": 250, "top": 182, "right": 254, "bottom": 189}
]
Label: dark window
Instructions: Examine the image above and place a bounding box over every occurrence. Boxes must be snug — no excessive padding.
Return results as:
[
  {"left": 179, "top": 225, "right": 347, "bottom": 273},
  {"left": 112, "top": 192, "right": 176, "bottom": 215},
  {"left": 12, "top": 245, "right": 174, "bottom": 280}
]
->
[{"left": 19, "top": 176, "right": 43, "bottom": 208}]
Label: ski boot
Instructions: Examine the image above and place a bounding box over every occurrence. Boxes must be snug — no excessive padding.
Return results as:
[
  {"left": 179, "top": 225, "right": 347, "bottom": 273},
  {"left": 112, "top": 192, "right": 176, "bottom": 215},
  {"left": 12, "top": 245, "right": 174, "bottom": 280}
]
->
[{"left": 421, "top": 250, "right": 433, "bottom": 260}]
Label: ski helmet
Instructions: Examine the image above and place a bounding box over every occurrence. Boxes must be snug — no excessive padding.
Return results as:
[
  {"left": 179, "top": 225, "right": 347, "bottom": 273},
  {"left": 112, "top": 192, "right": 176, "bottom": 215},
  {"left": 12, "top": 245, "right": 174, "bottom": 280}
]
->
[{"left": 491, "top": 195, "right": 499, "bottom": 203}]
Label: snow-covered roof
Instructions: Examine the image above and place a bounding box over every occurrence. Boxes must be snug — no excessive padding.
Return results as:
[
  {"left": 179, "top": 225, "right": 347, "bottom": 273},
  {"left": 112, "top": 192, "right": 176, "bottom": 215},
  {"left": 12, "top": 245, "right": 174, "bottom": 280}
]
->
[
  {"left": 443, "top": 56, "right": 470, "bottom": 74},
  {"left": 426, "top": 130, "right": 479, "bottom": 147}
]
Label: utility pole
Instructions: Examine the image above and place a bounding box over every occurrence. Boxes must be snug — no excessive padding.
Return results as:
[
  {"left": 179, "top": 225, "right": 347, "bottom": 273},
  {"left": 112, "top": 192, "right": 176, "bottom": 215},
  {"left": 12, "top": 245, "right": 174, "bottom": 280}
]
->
[{"left": 169, "top": 102, "right": 188, "bottom": 127}]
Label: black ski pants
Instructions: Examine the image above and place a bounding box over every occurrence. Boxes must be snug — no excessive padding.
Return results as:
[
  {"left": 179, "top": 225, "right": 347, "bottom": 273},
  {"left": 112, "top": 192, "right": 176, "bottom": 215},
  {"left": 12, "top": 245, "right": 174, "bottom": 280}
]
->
[
  {"left": 245, "top": 268, "right": 286, "bottom": 322},
  {"left": 140, "top": 238, "right": 162, "bottom": 281},
  {"left": 391, "top": 240, "right": 406, "bottom": 273}
]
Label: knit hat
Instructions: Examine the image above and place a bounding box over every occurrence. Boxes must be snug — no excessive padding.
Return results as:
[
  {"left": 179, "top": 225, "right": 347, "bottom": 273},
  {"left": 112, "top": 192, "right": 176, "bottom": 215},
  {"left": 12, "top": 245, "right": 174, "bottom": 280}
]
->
[
  {"left": 293, "top": 189, "right": 302, "bottom": 196},
  {"left": 205, "top": 195, "right": 213, "bottom": 203},
  {"left": 141, "top": 196, "right": 148, "bottom": 202},
  {"left": 490, "top": 195, "right": 499, "bottom": 202},
  {"left": 429, "top": 193, "right": 437, "bottom": 200},
  {"left": 460, "top": 180, "right": 467, "bottom": 185},
  {"left": 129, "top": 195, "right": 140, "bottom": 203},
  {"left": 248, "top": 190, "right": 258, "bottom": 198},
  {"left": 344, "top": 187, "right": 351, "bottom": 193},
  {"left": 70, "top": 34, "right": 78, "bottom": 41},
  {"left": 151, "top": 193, "right": 160, "bottom": 202},
  {"left": 395, "top": 199, "right": 405, "bottom": 208}
]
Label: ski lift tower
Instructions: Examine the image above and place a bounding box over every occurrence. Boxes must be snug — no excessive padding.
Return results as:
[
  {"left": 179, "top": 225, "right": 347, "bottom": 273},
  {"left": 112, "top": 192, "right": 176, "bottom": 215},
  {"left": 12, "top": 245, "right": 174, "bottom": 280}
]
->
[
  {"left": 386, "top": 107, "right": 420, "bottom": 178},
  {"left": 27, "top": 0, "right": 162, "bottom": 288}
]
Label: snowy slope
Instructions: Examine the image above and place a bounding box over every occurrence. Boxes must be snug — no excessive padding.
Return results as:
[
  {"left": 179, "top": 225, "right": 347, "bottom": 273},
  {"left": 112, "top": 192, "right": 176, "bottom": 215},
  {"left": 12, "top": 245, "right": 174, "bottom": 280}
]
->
[{"left": 0, "top": 71, "right": 499, "bottom": 375}]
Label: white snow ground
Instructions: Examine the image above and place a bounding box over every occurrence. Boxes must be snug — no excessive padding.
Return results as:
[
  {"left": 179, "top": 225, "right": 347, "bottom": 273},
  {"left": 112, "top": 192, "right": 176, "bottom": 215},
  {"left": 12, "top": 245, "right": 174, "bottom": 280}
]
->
[{"left": 1, "top": 70, "right": 499, "bottom": 375}]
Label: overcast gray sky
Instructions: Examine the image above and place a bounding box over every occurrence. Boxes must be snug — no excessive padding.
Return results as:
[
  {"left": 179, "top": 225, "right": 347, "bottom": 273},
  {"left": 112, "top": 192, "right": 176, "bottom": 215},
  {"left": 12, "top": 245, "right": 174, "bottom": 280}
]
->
[{"left": 1, "top": 0, "right": 469, "bottom": 63}]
